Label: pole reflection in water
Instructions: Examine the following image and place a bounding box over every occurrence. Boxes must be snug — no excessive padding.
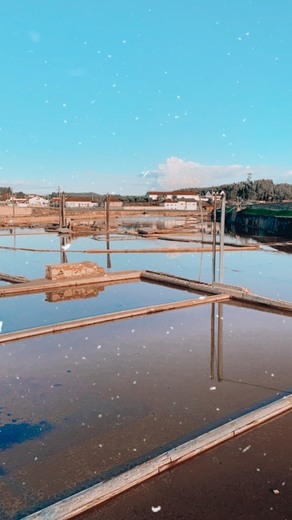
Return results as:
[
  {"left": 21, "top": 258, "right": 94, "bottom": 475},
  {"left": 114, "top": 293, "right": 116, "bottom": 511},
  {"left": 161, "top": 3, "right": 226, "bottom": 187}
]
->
[
  {"left": 106, "top": 234, "right": 112, "bottom": 270},
  {"left": 210, "top": 301, "right": 224, "bottom": 382},
  {"left": 60, "top": 234, "right": 71, "bottom": 264}
]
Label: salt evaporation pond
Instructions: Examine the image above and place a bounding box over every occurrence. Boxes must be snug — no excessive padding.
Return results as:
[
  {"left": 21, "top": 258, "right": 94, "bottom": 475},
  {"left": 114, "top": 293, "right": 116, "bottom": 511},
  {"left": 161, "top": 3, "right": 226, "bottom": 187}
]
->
[
  {"left": 0, "top": 228, "right": 291, "bottom": 299},
  {"left": 0, "top": 302, "right": 291, "bottom": 519},
  {"left": 0, "top": 227, "right": 291, "bottom": 518}
]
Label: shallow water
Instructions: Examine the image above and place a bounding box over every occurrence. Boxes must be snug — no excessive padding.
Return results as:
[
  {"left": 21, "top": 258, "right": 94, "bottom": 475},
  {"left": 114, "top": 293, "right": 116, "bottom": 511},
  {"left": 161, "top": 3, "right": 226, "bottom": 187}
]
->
[
  {"left": 0, "top": 227, "right": 291, "bottom": 518},
  {"left": 0, "top": 303, "right": 291, "bottom": 519}
]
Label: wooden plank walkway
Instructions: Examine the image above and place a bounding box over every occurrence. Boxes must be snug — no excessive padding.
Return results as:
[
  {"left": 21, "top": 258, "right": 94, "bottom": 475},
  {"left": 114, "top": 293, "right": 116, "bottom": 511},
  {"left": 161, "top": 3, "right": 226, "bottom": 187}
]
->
[
  {"left": 0, "top": 271, "right": 141, "bottom": 297},
  {"left": 0, "top": 244, "right": 259, "bottom": 254},
  {"left": 22, "top": 394, "right": 292, "bottom": 520},
  {"left": 0, "top": 294, "right": 229, "bottom": 344},
  {"left": 141, "top": 271, "right": 292, "bottom": 313}
]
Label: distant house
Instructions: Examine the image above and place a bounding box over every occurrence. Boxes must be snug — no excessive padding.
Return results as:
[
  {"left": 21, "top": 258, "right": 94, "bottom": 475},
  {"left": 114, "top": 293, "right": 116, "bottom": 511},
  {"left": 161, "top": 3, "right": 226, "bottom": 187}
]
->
[
  {"left": 7, "top": 197, "right": 28, "bottom": 207},
  {"left": 147, "top": 190, "right": 200, "bottom": 203},
  {"left": 107, "top": 195, "right": 123, "bottom": 208},
  {"left": 163, "top": 199, "right": 198, "bottom": 210},
  {"left": 27, "top": 195, "right": 49, "bottom": 207},
  {"left": 65, "top": 197, "right": 96, "bottom": 208}
]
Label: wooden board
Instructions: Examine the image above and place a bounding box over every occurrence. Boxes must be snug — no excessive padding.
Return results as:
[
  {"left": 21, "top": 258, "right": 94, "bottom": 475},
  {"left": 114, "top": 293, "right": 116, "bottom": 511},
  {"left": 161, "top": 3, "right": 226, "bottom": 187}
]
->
[
  {"left": 0, "top": 294, "right": 230, "bottom": 344},
  {"left": 22, "top": 394, "right": 292, "bottom": 520},
  {"left": 141, "top": 271, "right": 292, "bottom": 313},
  {"left": 0, "top": 271, "right": 141, "bottom": 298}
]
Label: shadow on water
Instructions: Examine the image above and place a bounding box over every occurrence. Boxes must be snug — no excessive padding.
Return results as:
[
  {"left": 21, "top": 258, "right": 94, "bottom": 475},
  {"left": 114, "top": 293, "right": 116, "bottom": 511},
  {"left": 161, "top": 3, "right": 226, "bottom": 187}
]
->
[{"left": 0, "top": 420, "right": 52, "bottom": 451}]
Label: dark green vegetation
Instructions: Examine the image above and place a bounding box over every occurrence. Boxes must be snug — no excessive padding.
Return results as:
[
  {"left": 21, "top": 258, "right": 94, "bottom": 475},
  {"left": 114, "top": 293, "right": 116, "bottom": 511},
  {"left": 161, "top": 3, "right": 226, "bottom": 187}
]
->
[
  {"left": 240, "top": 203, "right": 292, "bottom": 217},
  {"left": 185, "top": 179, "right": 292, "bottom": 202}
]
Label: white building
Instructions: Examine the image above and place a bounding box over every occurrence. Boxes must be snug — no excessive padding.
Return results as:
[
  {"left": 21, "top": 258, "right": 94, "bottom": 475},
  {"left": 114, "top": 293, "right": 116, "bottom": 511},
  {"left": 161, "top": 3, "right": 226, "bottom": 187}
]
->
[
  {"left": 163, "top": 200, "right": 198, "bottom": 210},
  {"left": 27, "top": 196, "right": 49, "bottom": 207},
  {"left": 65, "top": 197, "right": 97, "bottom": 208},
  {"left": 147, "top": 190, "right": 200, "bottom": 202}
]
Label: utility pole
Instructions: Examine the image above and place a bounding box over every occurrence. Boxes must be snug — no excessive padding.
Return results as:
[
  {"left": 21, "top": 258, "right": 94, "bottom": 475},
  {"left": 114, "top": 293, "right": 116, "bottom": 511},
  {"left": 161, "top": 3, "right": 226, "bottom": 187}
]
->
[
  {"left": 212, "top": 192, "right": 217, "bottom": 283},
  {"left": 219, "top": 191, "right": 226, "bottom": 283}
]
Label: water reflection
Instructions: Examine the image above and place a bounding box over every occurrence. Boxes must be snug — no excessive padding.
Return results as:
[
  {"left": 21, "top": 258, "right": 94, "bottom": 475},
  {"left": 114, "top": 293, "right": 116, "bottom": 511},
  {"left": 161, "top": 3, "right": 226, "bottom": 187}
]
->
[
  {"left": 0, "top": 304, "right": 291, "bottom": 519},
  {"left": 0, "top": 420, "right": 52, "bottom": 451}
]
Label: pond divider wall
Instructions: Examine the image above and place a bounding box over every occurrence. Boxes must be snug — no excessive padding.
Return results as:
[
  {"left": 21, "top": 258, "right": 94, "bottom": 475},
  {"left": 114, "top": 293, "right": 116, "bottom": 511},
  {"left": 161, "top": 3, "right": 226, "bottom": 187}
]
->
[
  {"left": 22, "top": 394, "right": 292, "bottom": 520},
  {"left": 0, "top": 294, "right": 230, "bottom": 344}
]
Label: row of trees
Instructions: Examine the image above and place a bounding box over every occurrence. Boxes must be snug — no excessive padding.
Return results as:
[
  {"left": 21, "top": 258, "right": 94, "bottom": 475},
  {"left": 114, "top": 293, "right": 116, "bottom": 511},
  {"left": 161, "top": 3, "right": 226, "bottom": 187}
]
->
[
  {"left": 198, "top": 179, "right": 292, "bottom": 202},
  {"left": 1, "top": 179, "right": 292, "bottom": 203}
]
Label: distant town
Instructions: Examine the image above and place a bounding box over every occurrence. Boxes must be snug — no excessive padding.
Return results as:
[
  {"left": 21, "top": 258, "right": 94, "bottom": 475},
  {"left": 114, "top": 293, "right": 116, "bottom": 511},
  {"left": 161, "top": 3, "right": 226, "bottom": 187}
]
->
[{"left": 0, "top": 178, "right": 292, "bottom": 212}]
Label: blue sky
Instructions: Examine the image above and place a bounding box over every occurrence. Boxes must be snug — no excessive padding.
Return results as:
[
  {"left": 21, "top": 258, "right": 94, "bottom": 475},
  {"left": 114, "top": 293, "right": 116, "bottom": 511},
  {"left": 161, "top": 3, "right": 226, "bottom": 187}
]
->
[{"left": 1, "top": 0, "right": 292, "bottom": 195}]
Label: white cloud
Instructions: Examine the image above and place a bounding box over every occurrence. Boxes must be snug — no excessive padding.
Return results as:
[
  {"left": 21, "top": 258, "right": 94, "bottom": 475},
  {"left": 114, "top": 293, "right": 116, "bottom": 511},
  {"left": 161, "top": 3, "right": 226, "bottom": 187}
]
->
[{"left": 144, "top": 156, "right": 256, "bottom": 189}]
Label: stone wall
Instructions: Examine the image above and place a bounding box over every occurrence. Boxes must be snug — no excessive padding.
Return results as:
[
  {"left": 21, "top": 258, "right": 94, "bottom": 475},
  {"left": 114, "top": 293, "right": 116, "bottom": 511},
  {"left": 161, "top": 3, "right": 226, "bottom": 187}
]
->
[{"left": 45, "top": 261, "right": 104, "bottom": 280}]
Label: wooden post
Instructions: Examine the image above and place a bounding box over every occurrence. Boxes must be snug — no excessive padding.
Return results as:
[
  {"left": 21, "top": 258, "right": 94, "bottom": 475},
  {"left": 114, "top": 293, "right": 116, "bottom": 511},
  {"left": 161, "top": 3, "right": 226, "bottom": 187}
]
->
[
  {"left": 217, "top": 302, "right": 223, "bottom": 381},
  {"left": 219, "top": 191, "right": 226, "bottom": 283},
  {"left": 212, "top": 192, "right": 217, "bottom": 283},
  {"left": 210, "top": 303, "right": 215, "bottom": 379},
  {"left": 106, "top": 194, "right": 110, "bottom": 232}
]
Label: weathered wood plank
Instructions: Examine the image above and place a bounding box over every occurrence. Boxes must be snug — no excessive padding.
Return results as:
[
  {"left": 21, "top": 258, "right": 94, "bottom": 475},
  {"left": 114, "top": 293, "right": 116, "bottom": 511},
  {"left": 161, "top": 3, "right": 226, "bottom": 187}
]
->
[
  {"left": 0, "top": 245, "right": 258, "bottom": 254},
  {"left": 0, "top": 294, "right": 230, "bottom": 344},
  {"left": 141, "top": 271, "right": 292, "bottom": 313},
  {"left": 0, "top": 272, "right": 29, "bottom": 283},
  {"left": 22, "top": 394, "right": 292, "bottom": 520},
  {"left": 0, "top": 271, "right": 141, "bottom": 298}
]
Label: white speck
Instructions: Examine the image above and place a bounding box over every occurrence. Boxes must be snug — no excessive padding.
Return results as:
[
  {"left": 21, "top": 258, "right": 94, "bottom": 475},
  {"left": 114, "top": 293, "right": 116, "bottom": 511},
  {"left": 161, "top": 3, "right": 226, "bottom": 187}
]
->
[
  {"left": 82, "top": 356, "right": 86, "bottom": 360},
  {"left": 131, "top": 329, "right": 135, "bottom": 333},
  {"left": 151, "top": 506, "right": 161, "bottom": 513},
  {"left": 97, "top": 345, "right": 101, "bottom": 349},
  {"left": 271, "top": 373, "right": 274, "bottom": 377},
  {"left": 216, "top": 407, "right": 220, "bottom": 411},
  {"left": 98, "top": 414, "right": 102, "bottom": 418},
  {"left": 210, "top": 386, "right": 216, "bottom": 391},
  {"left": 256, "top": 467, "right": 260, "bottom": 472},
  {"left": 63, "top": 119, "right": 67, "bottom": 124},
  {"left": 272, "top": 489, "right": 280, "bottom": 495},
  {"left": 242, "top": 445, "right": 251, "bottom": 453},
  {"left": 99, "top": 443, "right": 103, "bottom": 448},
  {"left": 84, "top": 337, "right": 88, "bottom": 340},
  {"left": 34, "top": 457, "right": 38, "bottom": 461},
  {"left": 133, "top": 381, "right": 137, "bottom": 385},
  {"left": 62, "top": 243, "right": 71, "bottom": 250}
]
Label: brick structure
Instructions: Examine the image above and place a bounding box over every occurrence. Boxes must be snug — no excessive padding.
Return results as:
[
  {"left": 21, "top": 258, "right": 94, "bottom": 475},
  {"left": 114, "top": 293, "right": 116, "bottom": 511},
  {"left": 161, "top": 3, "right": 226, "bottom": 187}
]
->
[{"left": 45, "top": 261, "right": 104, "bottom": 280}]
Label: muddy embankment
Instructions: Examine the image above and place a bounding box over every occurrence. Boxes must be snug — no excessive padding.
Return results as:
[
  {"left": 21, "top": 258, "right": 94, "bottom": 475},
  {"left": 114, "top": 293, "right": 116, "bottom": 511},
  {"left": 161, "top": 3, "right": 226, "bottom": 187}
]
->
[
  {"left": 0, "top": 206, "right": 208, "bottom": 230},
  {"left": 225, "top": 208, "right": 292, "bottom": 238}
]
